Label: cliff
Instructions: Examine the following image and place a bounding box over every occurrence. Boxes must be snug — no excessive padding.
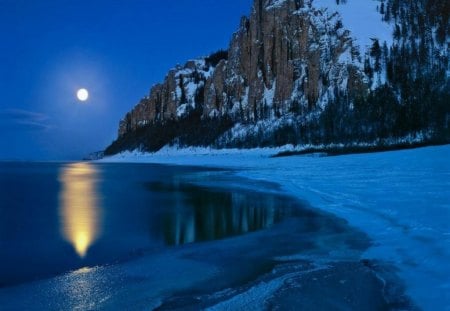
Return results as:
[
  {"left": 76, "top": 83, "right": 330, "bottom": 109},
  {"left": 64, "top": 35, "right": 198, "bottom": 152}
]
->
[{"left": 106, "top": 0, "right": 449, "bottom": 155}]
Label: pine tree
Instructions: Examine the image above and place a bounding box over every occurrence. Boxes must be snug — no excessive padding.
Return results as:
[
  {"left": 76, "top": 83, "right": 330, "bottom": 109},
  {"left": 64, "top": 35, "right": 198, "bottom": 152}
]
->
[
  {"left": 370, "top": 39, "right": 382, "bottom": 72},
  {"left": 179, "top": 75, "right": 187, "bottom": 104},
  {"left": 364, "top": 57, "right": 374, "bottom": 80}
]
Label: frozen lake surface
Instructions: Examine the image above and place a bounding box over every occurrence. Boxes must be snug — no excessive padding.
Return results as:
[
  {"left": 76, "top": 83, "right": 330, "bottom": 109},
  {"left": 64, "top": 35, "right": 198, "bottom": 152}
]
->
[
  {"left": 101, "top": 144, "right": 450, "bottom": 310},
  {"left": 1, "top": 145, "right": 449, "bottom": 310}
]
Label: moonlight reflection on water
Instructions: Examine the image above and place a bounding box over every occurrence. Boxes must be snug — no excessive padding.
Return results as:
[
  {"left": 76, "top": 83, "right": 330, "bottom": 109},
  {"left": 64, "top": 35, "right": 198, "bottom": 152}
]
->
[{"left": 59, "top": 163, "right": 101, "bottom": 258}]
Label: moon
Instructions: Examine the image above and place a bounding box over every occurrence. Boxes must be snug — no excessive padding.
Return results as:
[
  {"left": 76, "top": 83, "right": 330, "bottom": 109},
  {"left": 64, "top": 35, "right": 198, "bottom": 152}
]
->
[{"left": 77, "top": 88, "right": 89, "bottom": 102}]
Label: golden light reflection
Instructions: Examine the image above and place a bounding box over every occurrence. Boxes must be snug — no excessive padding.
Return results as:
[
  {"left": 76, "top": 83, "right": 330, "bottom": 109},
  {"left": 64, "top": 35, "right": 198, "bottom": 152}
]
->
[{"left": 59, "top": 163, "right": 101, "bottom": 258}]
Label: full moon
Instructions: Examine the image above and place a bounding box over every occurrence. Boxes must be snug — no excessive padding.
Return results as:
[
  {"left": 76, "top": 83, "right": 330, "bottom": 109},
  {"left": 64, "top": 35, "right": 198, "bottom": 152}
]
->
[{"left": 77, "top": 88, "right": 89, "bottom": 102}]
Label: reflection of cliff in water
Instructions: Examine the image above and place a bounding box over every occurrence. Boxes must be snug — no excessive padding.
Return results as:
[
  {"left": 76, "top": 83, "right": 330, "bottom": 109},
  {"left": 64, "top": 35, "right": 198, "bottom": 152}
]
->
[{"left": 148, "top": 182, "right": 295, "bottom": 246}]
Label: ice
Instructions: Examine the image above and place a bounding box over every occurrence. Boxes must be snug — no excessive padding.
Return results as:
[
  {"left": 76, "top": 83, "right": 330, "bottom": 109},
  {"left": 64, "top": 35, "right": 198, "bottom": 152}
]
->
[
  {"left": 1, "top": 145, "right": 448, "bottom": 310},
  {"left": 101, "top": 144, "right": 450, "bottom": 310},
  {"left": 0, "top": 252, "right": 219, "bottom": 310}
]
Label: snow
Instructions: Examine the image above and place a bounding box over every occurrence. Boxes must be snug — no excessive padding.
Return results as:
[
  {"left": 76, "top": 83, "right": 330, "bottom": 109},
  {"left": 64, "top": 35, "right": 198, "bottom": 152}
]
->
[
  {"left": 100, "top": 144, "right": 450, "bottom": 310},
  {"left": 266, "top": 0, "right": 394, "bottom": 56},
  {"left": 312, "top": 0, "right": 393, "bottom": 55},
  {"left": 266, "top": 0, "right": 289, "bottom": 11},
  {"left": 263, "top": 82, "right": 276, "bottom": 108},
  {"left": 176, "top": 103, "right": 192, "bottom": 118}
]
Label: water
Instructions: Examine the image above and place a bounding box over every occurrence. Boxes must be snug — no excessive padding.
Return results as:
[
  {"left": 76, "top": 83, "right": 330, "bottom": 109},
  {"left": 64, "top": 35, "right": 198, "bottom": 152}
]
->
[
  {"left": 0, "top": 162, "right": 293, "bottom": 287},
  {"left": 0, "top": 162, "right": 411, "bottom": 309}
]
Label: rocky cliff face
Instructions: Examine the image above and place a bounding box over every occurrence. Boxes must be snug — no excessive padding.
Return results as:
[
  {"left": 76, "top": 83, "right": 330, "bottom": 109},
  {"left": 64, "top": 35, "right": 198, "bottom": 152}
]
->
[
  {"left": 108, "top": 0, "right": 449, "bottom": 154},
  {"left": 118, "top": 0, "right": 363, "bottom": 138}
]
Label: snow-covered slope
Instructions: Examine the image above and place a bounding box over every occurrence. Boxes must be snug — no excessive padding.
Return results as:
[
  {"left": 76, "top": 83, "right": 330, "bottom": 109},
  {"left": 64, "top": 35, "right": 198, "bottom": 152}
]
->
[{"left": 313, "top": 0, "right": 393, "bottom": 54}]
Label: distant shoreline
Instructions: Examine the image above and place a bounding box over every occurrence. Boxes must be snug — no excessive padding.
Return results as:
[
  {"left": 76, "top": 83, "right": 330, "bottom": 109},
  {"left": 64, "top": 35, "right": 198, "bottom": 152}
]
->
[
  {"left": 99, "top": 140, "right": 450, "bottom": 164},
  {"left": 272, "top": 141, "right": 450, "bottom": 158}
]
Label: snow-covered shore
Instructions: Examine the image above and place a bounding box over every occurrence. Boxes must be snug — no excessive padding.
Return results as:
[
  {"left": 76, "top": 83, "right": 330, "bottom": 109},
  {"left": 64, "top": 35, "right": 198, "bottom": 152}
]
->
[{"left": 101, "top": 145, "right": 450, "bottom": 310}]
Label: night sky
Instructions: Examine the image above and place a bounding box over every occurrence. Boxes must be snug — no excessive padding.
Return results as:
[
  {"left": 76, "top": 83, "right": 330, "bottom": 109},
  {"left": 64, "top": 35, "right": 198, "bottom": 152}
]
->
[{"left": 0, "top": 0, "right": 252, "bottom": 160}]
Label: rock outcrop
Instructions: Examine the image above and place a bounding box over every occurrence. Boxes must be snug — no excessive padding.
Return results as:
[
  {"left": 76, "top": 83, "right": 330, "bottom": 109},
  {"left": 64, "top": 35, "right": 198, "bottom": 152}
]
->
[
  {"left": 117, "top": 0, "right": 363, "bottom": 138},
  {"left": 107, "top": 0, "right": 449, "bottom": 154}
]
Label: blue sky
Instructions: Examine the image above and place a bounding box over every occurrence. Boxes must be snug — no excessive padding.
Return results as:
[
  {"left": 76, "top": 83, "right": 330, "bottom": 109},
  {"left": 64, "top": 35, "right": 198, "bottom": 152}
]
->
[{"left": 0, "top": 0, "right": 253, "bottom": 160}]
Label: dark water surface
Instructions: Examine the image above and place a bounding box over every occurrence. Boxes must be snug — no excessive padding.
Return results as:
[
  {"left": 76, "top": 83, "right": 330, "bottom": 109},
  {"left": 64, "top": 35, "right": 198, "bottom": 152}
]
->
[
  {"left": 0, "top": 162, "right": 413, "bottom": 310},
  {"left": 0, "top": 162, "right": 296, "bottom": 287}
]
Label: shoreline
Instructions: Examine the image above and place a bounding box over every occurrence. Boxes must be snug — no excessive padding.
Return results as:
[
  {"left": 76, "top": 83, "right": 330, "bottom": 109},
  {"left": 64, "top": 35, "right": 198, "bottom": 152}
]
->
[
  {"left": 99, "top": 144, "right": 450, "bottom": 310},
  {"left": 272, "top": 141, "right": 450, "bottom": 158},
  {"left": 99, "top": 141, "right": 450, "bottom": 166}
]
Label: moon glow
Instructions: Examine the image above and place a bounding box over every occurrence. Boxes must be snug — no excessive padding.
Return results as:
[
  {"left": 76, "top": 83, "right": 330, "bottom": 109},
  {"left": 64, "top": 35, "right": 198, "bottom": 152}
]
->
[{"left": 77, "top": 88, "right": 89, "bottom": 101}]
